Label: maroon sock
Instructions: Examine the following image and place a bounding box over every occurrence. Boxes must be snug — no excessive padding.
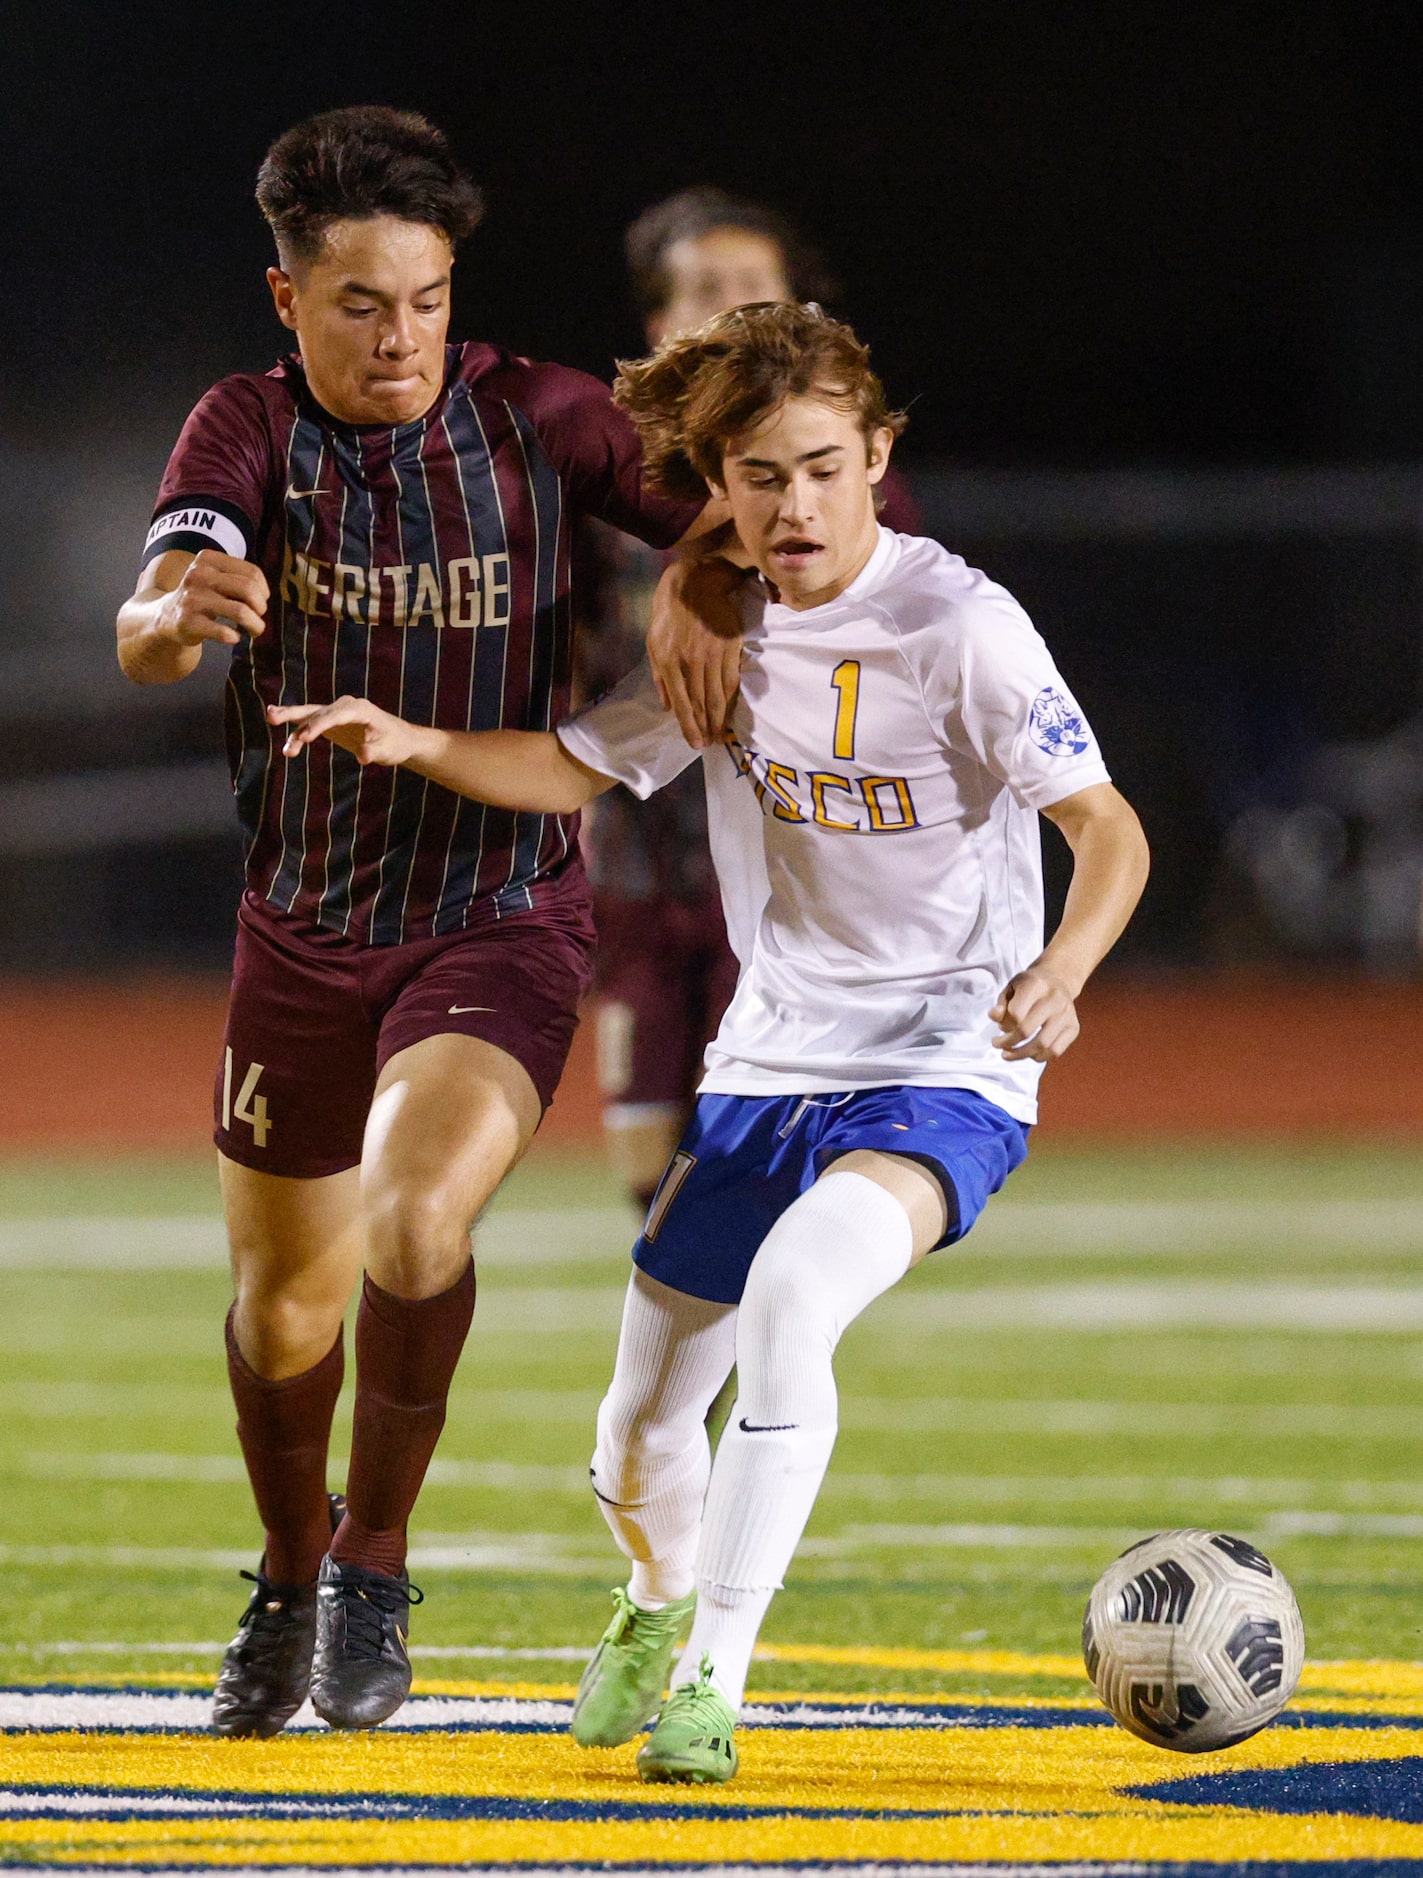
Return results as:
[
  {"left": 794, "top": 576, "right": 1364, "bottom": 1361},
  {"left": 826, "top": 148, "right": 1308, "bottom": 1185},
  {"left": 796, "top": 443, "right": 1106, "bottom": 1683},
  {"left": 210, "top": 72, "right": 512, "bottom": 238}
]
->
[
  {"left": 331, "top": 1262, "right": 476, "bottom": 1577},
  {"left": 226, "top": 1309, "right": 344, "bottom": 1587}
]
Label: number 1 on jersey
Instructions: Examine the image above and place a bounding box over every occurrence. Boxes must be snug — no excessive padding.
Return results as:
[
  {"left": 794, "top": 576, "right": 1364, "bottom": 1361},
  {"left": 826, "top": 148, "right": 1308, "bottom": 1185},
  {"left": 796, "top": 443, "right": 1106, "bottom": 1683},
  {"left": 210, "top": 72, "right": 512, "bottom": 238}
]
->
[{"left": 830, "top": 659, "right": 861, "bottom": 761}]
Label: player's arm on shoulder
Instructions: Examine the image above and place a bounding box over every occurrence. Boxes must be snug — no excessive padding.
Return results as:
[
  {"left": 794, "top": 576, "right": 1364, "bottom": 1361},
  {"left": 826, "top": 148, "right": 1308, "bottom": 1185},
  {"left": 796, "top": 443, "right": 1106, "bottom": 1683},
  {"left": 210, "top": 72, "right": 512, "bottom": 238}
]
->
[
  {"left": 267, "top": 700, "right": 614, "bottom": 814},
  {"left": 521, "top": 359, "right": 748, "bottom": 749},
  {"left": 991, "top": 782, "right": 1150, "bottom": 1063},
  {"left": 647, "top": 512, "right": 757, "bottom": 750},
  {"left": 116, "top": 548, "right": 269, "bottom": 685}
]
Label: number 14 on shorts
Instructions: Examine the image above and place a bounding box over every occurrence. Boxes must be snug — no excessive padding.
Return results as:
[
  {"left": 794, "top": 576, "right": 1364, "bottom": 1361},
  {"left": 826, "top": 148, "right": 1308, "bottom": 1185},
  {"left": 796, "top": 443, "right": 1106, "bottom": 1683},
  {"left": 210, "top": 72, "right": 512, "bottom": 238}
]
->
[{"left": 222, "top": 1048, "right": 272, "bottom": 1147}]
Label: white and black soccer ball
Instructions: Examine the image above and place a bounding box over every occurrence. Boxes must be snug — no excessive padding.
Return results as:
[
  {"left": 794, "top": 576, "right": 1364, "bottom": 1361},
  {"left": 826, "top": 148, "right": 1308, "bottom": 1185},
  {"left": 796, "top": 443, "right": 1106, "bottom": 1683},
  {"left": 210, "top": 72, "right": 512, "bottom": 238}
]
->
[{"left": 1082, "top": 1528, "right": 1305, "bottom": 1752}]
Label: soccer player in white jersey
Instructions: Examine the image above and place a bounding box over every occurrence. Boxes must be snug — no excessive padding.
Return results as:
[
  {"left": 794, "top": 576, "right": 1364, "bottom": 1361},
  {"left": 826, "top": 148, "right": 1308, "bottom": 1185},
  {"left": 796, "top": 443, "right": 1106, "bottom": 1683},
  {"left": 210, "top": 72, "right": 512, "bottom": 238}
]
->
[{"left": 270, "top": 303, "right": 1151, "bottom": 1784}]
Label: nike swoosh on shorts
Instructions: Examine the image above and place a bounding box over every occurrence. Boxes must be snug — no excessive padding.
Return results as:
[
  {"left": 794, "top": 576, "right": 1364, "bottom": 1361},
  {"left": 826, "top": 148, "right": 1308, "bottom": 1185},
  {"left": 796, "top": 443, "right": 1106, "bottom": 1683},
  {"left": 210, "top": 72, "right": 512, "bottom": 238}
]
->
[{"left": 448, "top": 1005, "right": 496, "bottom": 1014}]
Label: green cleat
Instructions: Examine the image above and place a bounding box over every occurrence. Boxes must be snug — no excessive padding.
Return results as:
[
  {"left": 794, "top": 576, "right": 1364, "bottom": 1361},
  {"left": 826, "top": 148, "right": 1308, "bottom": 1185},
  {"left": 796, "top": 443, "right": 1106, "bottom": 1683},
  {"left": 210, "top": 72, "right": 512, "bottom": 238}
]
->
[
  {"left": 636, "top": 1654, "right": 738, "bottom": 1784},
  {"left": 570, "top": 1586, "right": 697, "bottom": 1748}
]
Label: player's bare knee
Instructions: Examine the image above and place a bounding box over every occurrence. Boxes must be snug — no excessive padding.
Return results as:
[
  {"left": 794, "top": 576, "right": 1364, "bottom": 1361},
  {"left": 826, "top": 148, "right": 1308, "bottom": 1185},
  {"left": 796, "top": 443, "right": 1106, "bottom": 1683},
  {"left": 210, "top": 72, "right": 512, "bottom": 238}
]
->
[
  {"left": 231, "top": 1281, "right": 341, "bottom": 1377},
  {"left": 362, "top": 1178, "right": 473, "bottom": 1296}
]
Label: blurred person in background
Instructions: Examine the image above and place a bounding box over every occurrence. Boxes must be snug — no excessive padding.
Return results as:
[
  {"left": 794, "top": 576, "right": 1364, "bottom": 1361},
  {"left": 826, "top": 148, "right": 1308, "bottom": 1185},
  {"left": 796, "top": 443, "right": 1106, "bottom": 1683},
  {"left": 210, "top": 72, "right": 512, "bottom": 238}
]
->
[{"left": 578, "top": 186, "right": 922, "bottom": 1216}]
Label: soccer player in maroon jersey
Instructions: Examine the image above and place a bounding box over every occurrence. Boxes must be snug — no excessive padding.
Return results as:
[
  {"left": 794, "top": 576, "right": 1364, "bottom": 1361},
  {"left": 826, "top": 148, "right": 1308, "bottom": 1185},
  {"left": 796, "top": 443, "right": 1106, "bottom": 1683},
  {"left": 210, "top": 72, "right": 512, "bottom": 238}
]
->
[
  {"left": 580, "top": 187, "right": 921, "bottom": 1214},
  {"left": 115, "top": 107, "right": 711, "bottom": 1737}
]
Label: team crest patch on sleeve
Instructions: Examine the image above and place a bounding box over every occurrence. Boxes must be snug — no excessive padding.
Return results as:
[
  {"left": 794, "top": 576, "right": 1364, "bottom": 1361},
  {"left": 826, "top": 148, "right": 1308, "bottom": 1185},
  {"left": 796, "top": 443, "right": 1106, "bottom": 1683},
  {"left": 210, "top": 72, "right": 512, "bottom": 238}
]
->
[{"left": 1029, "top": 685, "right": 1092, "bottom": 756}]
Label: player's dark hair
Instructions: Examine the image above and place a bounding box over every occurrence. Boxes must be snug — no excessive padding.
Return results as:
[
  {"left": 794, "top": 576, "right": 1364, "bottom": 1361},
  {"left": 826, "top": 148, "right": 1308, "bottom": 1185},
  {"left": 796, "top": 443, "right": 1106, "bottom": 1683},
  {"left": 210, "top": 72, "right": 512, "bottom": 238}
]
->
[
  {"left": 614, "top": 302, "right": 906, "bottom": 503},
  {"left": 625, "top": 186, "right": 837, "bottom": 317},
  {"left": 256, "top": 106, "right": 484, "bottom": 267}
]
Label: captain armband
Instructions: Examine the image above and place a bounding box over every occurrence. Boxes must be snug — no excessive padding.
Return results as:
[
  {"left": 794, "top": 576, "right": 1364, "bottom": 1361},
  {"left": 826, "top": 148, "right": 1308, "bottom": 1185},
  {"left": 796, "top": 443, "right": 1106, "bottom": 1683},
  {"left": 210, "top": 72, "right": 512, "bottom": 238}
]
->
[{"left": 140, "top": 496, "right": 253, "bottom": 570}]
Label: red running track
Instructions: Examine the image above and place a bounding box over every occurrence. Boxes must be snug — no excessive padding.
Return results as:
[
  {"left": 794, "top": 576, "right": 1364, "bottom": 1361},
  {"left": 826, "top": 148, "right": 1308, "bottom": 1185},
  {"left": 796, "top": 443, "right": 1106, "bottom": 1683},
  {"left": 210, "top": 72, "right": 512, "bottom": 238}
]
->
[{"left": 0, "top": 975, "right": 1419, "bottom": 1153}]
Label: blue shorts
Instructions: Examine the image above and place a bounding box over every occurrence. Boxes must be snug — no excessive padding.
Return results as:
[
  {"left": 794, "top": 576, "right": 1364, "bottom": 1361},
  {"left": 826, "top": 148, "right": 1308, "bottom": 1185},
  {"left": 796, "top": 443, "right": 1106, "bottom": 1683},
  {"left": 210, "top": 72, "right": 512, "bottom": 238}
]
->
[{"left": 633, "top": 1085, "right": 1030, "bottom": 1305}]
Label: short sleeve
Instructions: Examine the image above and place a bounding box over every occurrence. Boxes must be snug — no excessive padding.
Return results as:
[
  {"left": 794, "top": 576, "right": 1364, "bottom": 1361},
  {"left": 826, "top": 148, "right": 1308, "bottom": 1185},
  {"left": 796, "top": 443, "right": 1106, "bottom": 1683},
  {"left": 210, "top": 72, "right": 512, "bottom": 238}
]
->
[
  {"left": 516, "top": 364, "right": 703, "bottom": 549},
  {"left": 556, "top": 661, "right": 701, "bottom": 799},
  {"left": 943, "top": 593, "right": 1112, "bottom": 811},
  {"left": 141, "top": 377, "right": 272, "bottom": 570}
]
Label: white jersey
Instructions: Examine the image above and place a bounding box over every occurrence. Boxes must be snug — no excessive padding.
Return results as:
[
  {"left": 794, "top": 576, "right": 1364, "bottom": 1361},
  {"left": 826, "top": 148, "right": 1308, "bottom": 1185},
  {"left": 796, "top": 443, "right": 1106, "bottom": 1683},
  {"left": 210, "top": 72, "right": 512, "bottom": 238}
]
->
[{"left": 558, "top": 528, "right": 1111, "bottom": 1123}]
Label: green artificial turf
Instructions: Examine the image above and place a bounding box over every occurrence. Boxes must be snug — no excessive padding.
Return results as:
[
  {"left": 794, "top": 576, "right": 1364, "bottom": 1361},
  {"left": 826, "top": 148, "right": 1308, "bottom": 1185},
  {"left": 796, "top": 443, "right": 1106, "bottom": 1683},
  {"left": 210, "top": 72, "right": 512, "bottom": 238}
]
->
[{"left": 2, "top": 1142, "right": 1422, "bottom": 1697}]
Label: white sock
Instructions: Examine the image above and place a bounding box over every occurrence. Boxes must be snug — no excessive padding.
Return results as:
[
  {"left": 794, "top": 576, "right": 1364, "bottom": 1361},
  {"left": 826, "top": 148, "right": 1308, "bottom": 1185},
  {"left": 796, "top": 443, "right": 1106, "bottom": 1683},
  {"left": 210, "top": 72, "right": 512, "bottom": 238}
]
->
[
  {"left": 589, "top": 1269, "right": 737, "bottom": 1608},
  {"left": 673, "top": 1172, "right": 916, "bottom": 1707}
]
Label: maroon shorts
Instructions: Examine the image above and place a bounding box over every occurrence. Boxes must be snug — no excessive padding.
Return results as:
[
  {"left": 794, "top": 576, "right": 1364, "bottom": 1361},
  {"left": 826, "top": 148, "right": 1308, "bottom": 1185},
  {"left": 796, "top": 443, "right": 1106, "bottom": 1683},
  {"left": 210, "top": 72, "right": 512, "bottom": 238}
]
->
[
  {"left": 591, "top": 891, "right": 739, "bottom": 1115},
  {"left": 217, "top": 883, "right": 596, "bottom": 1179}
]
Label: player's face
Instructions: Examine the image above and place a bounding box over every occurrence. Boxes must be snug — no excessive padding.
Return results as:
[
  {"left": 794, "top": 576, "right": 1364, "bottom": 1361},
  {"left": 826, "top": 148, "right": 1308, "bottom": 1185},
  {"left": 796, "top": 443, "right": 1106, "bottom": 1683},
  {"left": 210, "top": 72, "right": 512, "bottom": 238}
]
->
[
  {"left": 648, "top": 228, "right": 792, "bottom": 343},
  {"left": 713, "top": 395, "right": 892, "bottom": 611},
  {"left": 267, "top": 216, "right": 453, "bottom": 426}
]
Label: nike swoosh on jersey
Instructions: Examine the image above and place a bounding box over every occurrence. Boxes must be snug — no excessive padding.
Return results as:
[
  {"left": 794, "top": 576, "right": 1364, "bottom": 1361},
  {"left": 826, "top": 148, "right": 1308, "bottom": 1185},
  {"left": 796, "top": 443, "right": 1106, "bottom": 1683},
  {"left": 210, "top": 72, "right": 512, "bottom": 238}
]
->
[
  {"left": 285, "top": 485, "right": 327, "bottom": 500},
  {"left": 448, "top": 1004, "right": 496, "bottom": 1014},
  {"left": 738, "top": 1416, "right": 799, "bottom": 1433}
]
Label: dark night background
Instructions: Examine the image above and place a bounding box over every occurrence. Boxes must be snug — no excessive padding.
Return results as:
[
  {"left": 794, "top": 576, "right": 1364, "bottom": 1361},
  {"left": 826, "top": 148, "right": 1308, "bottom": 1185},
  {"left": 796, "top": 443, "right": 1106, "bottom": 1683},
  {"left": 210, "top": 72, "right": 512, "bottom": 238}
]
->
[
  {"left": 4, "top": 0, "right": 1423, "bottom": 970},
  {"left": 8, "top": 0, "right": 1423, "bottom": 457}
]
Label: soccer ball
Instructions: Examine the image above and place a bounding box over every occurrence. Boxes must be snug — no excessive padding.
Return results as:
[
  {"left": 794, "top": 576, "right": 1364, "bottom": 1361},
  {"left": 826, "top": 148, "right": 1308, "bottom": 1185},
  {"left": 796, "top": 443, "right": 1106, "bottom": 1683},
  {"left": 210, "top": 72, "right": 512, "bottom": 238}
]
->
[{"left": 1082, "top": 1528, "right": 1305, "bottom": 1752}]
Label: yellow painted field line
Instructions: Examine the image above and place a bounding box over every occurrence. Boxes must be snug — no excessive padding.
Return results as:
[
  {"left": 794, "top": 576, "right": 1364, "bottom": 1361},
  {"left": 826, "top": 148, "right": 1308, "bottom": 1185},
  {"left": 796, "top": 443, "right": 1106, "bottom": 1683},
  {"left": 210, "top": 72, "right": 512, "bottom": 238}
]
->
[
  {"left": 1298, "top": 1658, "right": 1423, "bottom": 1697},
  {"left": 758, "top": 1640, "right": 1423, "bottom": 1697},
  {"left": 755, "top": 1641, "right": 1087, "bottom": 1676}
]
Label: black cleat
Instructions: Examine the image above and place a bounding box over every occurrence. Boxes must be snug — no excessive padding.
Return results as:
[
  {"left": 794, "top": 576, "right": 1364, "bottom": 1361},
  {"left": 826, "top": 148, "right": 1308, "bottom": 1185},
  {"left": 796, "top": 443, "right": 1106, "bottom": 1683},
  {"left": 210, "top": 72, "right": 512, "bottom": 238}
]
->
[
  {"left": 211, "top": 1492, "right": 346, "bottom": 1739},
  {"left": 310, "top": 1555, "right": 424, "bottom": 1730}
]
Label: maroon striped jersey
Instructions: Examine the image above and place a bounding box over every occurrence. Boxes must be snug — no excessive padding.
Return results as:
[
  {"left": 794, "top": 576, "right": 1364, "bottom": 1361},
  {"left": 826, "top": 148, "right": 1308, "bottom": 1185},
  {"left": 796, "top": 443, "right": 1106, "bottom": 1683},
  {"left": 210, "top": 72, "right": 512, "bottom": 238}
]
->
[{"left": 142, "top": 343, "right": 700, "bottom": 945}]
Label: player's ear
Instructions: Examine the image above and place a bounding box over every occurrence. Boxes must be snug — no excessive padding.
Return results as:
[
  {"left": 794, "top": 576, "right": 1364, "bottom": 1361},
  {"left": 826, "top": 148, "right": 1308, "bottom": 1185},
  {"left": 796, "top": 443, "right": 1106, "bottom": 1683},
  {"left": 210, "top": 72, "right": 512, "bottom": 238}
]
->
[
  {"left": 267, "top": 267, "right": 299, "bottom": 332},
  {"left": 865, "top": 426, "right": 894, "bottom": 486}
]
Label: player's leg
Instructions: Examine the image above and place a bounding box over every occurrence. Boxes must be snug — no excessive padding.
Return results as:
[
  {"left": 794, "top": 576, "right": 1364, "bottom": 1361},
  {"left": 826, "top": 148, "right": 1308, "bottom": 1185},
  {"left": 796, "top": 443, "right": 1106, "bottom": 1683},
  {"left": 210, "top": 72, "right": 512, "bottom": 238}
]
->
[
  {"left": 641, "top": 1153, "right": 942, "bottom": 1781},
  {"left": 338, "top": 1031, "right": 538, "bottom": 1562},
  {"left": 211, "top": 903, "right": 379, "bottom": 1737},
  {"left": 311, "top": 907, "right": 593, "bottom": 1729},
  {"left": 309, "top": 1034, "right": 536, "bottom": 1728},
  {"left": 222, "top": 1156, "right": 362, "bottom": 1562},
  {"left": 572, "top": 1268, "right": 737, "bottom": 1746},
  {"left": 571, "top": 1095, "right": 787, "bottom": 1756}
]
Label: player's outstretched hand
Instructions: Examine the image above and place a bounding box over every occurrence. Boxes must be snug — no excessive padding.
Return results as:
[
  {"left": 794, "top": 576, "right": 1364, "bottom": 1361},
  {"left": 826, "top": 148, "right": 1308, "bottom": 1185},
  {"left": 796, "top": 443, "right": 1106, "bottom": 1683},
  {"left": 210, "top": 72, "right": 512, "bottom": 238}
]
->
[
  {"left": 156, "top": 550, "right": 268, "bottom": 649},
  {"left": 268, "top": 697, "right": 427, "bottom": 767},
  {"left": 647, "top": 552, "right": 747, "bottom": 748},
  {"left": 990, "top": 965, "right": 1081, "bottom": 1063}
]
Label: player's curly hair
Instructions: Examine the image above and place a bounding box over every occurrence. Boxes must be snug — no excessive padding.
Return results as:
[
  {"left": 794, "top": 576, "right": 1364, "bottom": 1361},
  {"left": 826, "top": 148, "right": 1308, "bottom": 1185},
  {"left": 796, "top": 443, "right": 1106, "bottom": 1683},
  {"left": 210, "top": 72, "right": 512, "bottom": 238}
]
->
[
  {"left": 613, "top": 302, "right": 907, "bottom": 502},
  {"left": 256, "top": 106, "right": 484, "bottom": 267},
  {"left": 625, "top": 186, "right": 837, "bottom": 317}
]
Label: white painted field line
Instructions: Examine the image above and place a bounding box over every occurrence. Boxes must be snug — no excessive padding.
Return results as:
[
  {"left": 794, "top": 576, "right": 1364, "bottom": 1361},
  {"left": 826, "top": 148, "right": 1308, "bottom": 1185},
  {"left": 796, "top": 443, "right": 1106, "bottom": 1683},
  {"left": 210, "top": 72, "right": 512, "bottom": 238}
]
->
[
  {"left": 971, "top": 1196, "right": 1423, "bottom": 1253},
  {"left": 3, "top": 1195, "right": 1419, "bottom": 1272},
  {"left": 14, "top": 1277, "right": 1423, "bottom": 1340},
  {"left": 872, "top": 1282, "right": 1423, "bottom": 1333},
  {"left": 3, "top": 1501, "right": 1418, "bottom": 1578},
  {"left": 0, "top": 1535, "right": 615, "bottom": 1575},
  {"left": 0, "top": 1689, "right": 575, "bottom": 1732},
  {"left": 15, "top": 1451, "right": 1423, "bottom": 1511},
  {"left": 0, "top": 1382, "right": 609, "bottom": 1421},
  {"left": 845, "top": 1396, "right": 1421, "bottom": 1437},
  {"left": 3, "top": 1389, "right": 1416, "bottom": 1437},
  {"left": 8, "top": 1452, "right": 591, "bottom": 1492},
  {"left": 809, "top": 1509, "right": 1423, "bottom": 1551},
  {"left": 22, "top": 1279, "right": 1415, "bottom": 1338},
  {"left": 0, "top": 1640, "right": 590, "bottom": 1660},
  {"left": 0, "top": 1209, "right": 635, "bottom": 1271}
]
